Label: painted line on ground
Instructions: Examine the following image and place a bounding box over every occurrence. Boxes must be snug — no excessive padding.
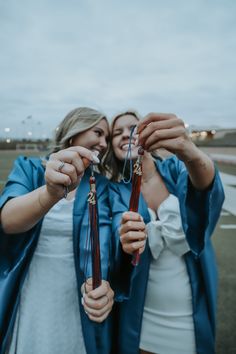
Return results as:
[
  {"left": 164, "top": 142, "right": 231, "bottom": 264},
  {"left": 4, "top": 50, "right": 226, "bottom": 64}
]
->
[
  {"left": 220, "top": 224, "right": 236, "bottom": 229},
  {"left": 221, "top": 211, "right": 231, "bottom": 216}
]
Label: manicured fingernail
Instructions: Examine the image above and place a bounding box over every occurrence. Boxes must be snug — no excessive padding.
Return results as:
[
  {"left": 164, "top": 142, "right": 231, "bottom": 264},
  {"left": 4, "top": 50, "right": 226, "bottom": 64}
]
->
[{"left": 81, "top": 297, "right": 84, "bottom": 305}]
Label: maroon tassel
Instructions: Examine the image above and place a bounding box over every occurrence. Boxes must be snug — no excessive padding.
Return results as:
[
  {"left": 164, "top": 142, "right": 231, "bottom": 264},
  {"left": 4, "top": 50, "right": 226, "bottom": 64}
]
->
[
  {"left": 88, "top": 174, "right": 102, "bottom": 289},
  {"left": 129, "top": 147, "right": 144, "bottom": 266}
]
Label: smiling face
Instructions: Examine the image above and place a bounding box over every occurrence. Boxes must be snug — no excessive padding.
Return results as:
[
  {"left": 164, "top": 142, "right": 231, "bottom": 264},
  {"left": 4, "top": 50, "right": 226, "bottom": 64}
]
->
[
  {"left": 72, "top": 118, "right": 109, "bottom": 157},
  {"left": 112, "top": 114, "right": 139, "bottom": 161}
]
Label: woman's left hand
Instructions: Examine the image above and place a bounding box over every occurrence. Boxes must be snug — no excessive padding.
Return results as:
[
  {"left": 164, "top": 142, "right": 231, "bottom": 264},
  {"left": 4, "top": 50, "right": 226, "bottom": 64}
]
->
[
  {"left": 137, "top": 113, "right": 199, "bottom": 162},
  {"left": 138, "top": 112, "right": 215, "bottom": 190},
  {"left": 81, "top": 278, "right": 114, "bottom": 323}
]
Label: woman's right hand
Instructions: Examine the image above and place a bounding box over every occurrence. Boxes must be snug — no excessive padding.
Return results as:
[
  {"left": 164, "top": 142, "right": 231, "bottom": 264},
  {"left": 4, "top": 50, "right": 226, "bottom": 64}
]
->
[
  {"left": 81, "top": 278, "right": 114, "bottom": 323},
  {"left": 45, "top": 146, "right": 99, "bottom": 198},
  {"left": 119, "top": 211, "right": 147, "bottom": 255}
]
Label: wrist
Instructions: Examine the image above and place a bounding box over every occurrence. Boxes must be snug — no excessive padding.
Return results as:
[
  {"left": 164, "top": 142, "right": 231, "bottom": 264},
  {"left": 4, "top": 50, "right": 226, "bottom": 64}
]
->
[
  {"left": 38, "top": 186, "right": 62, "bottom": 210},
  {"left": 177, "top": 143, "right": 201, "bottom": 164}
]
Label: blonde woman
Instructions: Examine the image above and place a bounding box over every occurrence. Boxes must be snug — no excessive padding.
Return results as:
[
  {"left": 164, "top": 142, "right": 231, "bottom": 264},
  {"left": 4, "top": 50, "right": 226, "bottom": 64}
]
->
[{"left": 0, "top": 107, "right": 114, "bottom": 354}]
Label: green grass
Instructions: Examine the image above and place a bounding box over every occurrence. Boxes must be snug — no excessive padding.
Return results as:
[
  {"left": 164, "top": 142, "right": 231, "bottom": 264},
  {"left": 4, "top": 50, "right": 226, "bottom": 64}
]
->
[{"left": 0, "top": 150, "right": 42, "bottom": 191}]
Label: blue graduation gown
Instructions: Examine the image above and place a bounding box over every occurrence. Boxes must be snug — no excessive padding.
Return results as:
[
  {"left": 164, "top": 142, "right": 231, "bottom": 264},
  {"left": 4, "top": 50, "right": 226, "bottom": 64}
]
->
[
  {"left": 0, "top": 156, "right": 113, "bottom": 354},
  {"left": 109, "top": 156, "right": 224, "bottom": 354}
]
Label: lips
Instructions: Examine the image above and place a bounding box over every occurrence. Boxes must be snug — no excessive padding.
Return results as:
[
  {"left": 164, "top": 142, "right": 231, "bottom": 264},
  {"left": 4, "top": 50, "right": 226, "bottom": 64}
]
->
[{"left": 120, "top": 143, "right": 136, "bottom": 151}]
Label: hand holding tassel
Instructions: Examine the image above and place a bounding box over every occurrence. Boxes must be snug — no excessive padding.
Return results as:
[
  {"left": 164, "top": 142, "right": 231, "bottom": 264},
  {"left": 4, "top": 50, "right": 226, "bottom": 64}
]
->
[
  {"left": 81, "top": 278, "right": 114, "bottom": 323},
  {"left": 128, "top": 146, "right": 144, "bottom": 265},
  {"left": 119, "top": 211, "right": 147, "bottom": 257}
]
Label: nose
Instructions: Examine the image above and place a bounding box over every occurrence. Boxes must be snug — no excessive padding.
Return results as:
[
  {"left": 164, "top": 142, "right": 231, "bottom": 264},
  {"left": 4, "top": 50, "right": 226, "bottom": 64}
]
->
[
  {"left": 122, "top": 127, "right": 131, "bottom": 139},
  {"left": 99, "top": 136, "right": 107, "bottom": 151}
]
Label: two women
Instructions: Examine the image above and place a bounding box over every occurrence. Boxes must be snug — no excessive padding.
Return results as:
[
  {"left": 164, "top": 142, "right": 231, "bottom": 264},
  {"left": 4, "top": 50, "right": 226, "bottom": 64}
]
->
[
  {"left": 107, "top": 111, "right": 224, "bottom": 354},
  {"left": 0, "top": 108, "right": 224, "bottom": 354},
  {"left": 0, "top": 107, "right": 114, "bottom": 354}
]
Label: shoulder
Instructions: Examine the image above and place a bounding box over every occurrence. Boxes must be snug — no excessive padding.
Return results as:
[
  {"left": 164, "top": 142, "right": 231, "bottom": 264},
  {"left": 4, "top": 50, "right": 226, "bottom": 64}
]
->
[
  {"left": 13, "top": 155, "right": 45, "bottom": 172},
  {"left": 108, "top": 179, "right": 128, "bottom": 192},
  {"left": 94, "top": 171, "right": 109, "bottom": 184},
  {"left": 94, "top": 172, "right": 110, "bottom": 189}
]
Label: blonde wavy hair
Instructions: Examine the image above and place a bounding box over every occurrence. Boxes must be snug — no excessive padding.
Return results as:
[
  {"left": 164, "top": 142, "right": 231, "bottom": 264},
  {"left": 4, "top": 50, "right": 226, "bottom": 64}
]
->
[
  {"left": 51, "top": 107, "right": 108, "bottom": 152},
  {"left": 49, "top": 107, "right": 108, "bottom": 174}
]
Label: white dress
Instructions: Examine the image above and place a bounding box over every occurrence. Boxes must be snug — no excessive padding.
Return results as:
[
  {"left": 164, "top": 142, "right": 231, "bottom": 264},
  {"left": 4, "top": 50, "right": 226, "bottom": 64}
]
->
[
  {"left": 139, "top": 194, "right": 196, "bottom": 354},
  {"left": 8, "top": 198, "right": 86, "bottom": 354}
]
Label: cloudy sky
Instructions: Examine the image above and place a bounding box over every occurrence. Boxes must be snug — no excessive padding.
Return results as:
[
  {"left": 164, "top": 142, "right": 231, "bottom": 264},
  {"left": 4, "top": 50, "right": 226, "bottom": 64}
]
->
[{"left": 0, "top": 0, "right": 235, "bottom": 138}]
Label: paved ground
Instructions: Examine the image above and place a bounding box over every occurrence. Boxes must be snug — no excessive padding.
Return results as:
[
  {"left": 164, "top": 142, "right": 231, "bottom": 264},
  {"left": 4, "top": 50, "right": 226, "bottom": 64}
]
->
[
  {"left": 219, "top": 173, "right": 236, "bottom": 216},
  {"left": 211, "top": 166, "right": 236, "bottom": 353},
  {"left": 214, "top": 209, "right": 236, "bottom": 354}
]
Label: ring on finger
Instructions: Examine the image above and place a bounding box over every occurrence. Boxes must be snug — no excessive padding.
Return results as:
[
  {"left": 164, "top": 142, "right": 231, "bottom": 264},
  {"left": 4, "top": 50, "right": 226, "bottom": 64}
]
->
[{"left": 58, "top": 160, "right": 65, "bottom": 172}]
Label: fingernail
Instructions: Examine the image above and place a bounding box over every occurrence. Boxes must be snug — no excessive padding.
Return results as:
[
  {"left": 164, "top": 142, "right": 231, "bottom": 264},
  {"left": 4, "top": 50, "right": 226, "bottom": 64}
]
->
[
  {"left": 92, "top": 155, "right": 100, "bottom": 164},
  {"left": 81, "top": 297, "right": 84, "bottom": 305}
]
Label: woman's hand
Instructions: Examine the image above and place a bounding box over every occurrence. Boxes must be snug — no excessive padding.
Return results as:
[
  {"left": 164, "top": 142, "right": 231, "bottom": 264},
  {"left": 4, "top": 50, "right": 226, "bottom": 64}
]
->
[
  {"left": 119, "top": 211, "right": 147, "bottom": 255},
  {"left": 0, "top": 147, "right": 99, "bottom": 234},
  {"left": 81, "top": 279, "right": 114, "bottom": 323},
  {"left": 138, "top": 113, "right": 215, "bottom": 190},
  {"left": 137, "top": 113, "right": 199, "bottom": 162},
  {"left": 45, "top": 146, "right": 99, "bottom": 198}
]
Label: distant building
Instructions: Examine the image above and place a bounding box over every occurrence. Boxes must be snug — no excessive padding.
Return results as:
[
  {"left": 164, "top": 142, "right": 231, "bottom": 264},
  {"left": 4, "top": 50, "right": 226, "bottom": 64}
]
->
[{"left": 189, "top": 127, "right": 236, "bottom": 146}]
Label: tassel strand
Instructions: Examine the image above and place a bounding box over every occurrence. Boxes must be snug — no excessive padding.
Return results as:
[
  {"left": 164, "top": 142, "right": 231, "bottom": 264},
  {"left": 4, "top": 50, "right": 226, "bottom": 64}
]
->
[
  {"left": 87, "top": 166, "right": 102, "bottom": 289},
  {"left": 129, "top": 147, "right": 144, "bottom": 266}
]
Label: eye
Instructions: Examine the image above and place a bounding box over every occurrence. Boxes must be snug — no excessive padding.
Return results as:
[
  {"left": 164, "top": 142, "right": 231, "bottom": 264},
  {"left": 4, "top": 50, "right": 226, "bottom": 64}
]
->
[
  {"left": 94, "top": 130, "right": 102, "bottom": 137},
  {"left": 112, "top": 130, "right": 122, "bottom": 138}
]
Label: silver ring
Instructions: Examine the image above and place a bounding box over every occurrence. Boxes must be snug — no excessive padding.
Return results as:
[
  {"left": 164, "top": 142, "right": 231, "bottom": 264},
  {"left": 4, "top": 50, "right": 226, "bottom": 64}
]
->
[{"left": 58, "top": 161, "right": 65, "bottom": 172}]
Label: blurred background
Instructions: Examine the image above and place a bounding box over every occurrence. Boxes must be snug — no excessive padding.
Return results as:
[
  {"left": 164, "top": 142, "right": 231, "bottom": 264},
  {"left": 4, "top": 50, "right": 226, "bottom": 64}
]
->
[{"left": 0, "top": 1, "right": 236, "bottom": 352}]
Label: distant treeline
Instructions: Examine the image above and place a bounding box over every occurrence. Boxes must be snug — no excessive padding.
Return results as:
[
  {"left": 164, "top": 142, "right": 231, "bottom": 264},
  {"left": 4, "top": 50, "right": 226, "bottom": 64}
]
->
[{"left": 0, "top": 139, "right": 50, "bottom": 151}]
